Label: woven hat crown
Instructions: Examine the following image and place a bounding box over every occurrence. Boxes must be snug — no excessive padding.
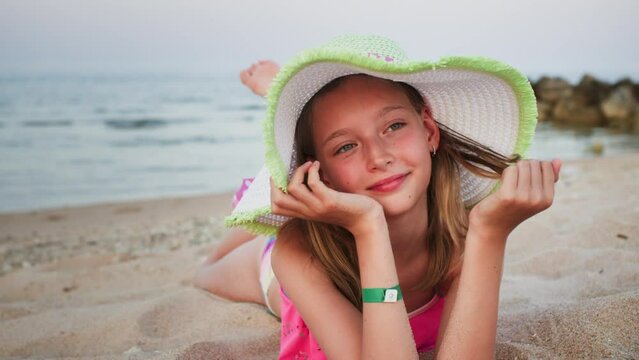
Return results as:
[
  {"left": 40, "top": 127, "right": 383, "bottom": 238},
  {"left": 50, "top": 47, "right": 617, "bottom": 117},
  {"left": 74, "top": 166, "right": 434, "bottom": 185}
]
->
[{"left": 322, "top": 34, "right": 408, "bottom": 64}]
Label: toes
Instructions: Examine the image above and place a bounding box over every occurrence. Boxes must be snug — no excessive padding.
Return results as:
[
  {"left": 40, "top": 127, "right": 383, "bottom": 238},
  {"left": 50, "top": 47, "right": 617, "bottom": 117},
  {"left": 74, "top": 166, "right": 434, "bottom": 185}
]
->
[{"left": 239, "top": 70, "right": 250, "bottom": 84}]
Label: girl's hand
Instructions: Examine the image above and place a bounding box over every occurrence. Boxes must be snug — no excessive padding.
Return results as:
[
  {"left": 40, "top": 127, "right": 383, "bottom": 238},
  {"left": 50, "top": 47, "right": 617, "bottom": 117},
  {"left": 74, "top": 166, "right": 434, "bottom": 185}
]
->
[
  {"left": 468, "top": 159, "right": 562, "bottom": 240},
  {"left": 270, "top": 161, "right": 385, "bottom": 237}
]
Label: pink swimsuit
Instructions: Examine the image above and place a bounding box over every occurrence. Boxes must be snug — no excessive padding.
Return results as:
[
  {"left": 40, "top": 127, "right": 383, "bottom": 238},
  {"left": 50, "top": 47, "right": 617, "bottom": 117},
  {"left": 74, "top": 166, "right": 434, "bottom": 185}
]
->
[{"left": 278, "top": 286, "right": 445, "bottom": 359}]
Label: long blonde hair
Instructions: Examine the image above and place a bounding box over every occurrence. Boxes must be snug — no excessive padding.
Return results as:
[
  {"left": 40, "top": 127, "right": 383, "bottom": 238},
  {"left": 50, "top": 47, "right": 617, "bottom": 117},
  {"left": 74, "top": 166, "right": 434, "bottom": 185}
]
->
[{"left": 281, "top": 74, "right": 520, "bottom": 311}]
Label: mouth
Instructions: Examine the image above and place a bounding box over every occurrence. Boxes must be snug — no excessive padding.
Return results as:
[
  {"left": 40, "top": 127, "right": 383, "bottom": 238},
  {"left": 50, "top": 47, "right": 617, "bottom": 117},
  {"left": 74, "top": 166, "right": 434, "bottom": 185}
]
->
[{"left": 367, "top": 173, "right": 409, "bottom": 192}]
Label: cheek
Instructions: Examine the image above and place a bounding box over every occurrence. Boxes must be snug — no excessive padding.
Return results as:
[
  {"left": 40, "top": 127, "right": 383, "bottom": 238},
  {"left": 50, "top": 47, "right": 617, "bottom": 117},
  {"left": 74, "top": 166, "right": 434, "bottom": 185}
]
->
[
  {"left": 396, "top": 131, "right": 428, "bottom": 151},
  {"left": 321, "top": 160, "right": 361, "bottom": 192}
]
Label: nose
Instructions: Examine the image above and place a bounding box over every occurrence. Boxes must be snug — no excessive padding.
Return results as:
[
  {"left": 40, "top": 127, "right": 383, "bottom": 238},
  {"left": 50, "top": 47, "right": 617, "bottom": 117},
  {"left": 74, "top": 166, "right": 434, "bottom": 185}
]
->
[{"left": 365, "top": 137, "right": 394, "bottom": 171}]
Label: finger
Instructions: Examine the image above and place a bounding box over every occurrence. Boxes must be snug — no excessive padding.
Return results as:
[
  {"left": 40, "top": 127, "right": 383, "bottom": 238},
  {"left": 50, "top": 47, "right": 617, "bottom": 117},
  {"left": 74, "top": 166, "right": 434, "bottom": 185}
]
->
[
  {"left": 306, "top": 161, "right": 330, "bottom": 199},
  {"left": 270, "top": 176, "right": 293, "bottom": 200},
  {"left": 551, "top": 158, "right": 562, "bottom": 182},
  {"left": 541, "top": 161, "right": 555, "bottom": 203},
  {"left": 517, "top": 160, "right": 531, "bottom": 194},
  {"left": 269, "top": 177, "right": 309, "bottom": 217},
  {"left": 272, "top": 195, "right": 310, "bottom": 217},
  {"left": 288, "top": 161, "right": 313, "bottom": 192},
  {"left": 287, "top": 161, "right": 313, "bottom": 198},
  {"left": 239, "top": 70, "right": 250, "bottom": 84},
  {"left": 501, "top": 164, "right": 518, "bottom": 196},
  {"left": 269, "top": 176, "right": 287, "bottom": 203},
  {"left": 287, "top": 162, "right": 324, "bottom": 209},
  {"left": 529, "top": 160, "right": 542, "bottom": 194}
]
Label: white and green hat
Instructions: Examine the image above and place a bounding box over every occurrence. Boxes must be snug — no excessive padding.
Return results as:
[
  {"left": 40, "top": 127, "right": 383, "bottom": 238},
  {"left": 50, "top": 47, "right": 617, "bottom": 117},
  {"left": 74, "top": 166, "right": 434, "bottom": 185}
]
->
[{"left": 226, "top": 34, "right": 537, "bottom": 235}]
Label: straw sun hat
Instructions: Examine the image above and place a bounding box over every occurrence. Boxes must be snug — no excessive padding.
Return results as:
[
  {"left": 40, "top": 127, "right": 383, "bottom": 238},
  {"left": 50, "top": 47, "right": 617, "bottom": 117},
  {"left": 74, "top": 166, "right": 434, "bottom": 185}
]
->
[{"left": 226, "top": 34, "right": 537, "bottom": 235}]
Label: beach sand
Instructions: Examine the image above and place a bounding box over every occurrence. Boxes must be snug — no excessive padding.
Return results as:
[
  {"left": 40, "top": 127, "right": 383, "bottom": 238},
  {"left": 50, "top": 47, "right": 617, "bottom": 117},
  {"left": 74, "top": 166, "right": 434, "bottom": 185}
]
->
[{"left": 1, "top": 153, "right": 638, "bottom": 359}]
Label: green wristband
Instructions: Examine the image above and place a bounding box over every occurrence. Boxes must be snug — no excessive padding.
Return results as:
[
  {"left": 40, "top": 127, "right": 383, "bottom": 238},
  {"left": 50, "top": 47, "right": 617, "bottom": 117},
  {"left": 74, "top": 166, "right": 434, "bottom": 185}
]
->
[{"left": 361, "top": 284, "right": 403, "bottom": 303}]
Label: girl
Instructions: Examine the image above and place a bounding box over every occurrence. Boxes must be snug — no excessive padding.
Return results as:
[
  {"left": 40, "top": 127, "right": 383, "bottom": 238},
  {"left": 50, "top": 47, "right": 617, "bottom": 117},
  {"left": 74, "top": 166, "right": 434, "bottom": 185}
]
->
[{"left": 196, "top": 35, "right": 561, "bottom": 359}]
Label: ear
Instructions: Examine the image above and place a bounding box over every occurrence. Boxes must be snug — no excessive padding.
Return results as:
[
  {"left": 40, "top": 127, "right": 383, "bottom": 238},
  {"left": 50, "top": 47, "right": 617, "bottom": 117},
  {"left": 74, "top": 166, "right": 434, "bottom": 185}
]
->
[{"left": 421, "top": 106, "right": 440, "bottom": 150}]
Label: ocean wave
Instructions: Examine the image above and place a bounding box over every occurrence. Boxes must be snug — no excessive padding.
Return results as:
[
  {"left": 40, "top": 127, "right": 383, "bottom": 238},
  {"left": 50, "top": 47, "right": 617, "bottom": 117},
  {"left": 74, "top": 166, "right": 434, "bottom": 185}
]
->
[
  {"left": 104, "top": 118, "right": 169, "bottom": 129},
  {"left": 162, "top": 96, "right": 212, "bottom": 104},
  {"left": 63, "top": 158, "right": 114, "bottom": 165},
  {"left": 218, "top": 104, "right": 266, "bottom": 111},
  {"left": 0, "top": 139, "right": 33, "bottom": 148},
  {"left": 22, "top": 120, "right": 74, "bottom": 127},
  {"left": 129, "top": 165, "right": 207, "bottom": 173},
  {"left": 103, "top": 117, "right": 203, "bottom": 129},
  {"left": 109, "top": 135, "right": 256, "bottom": 147},
  {"left": 95, "top": 107, "right": 147, "bottom": 115}
]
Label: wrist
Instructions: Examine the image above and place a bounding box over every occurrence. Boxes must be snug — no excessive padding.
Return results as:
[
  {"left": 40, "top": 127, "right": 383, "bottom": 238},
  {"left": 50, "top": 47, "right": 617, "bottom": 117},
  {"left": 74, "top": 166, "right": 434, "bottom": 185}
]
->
[
  {"left": 362, "top": 284, "right": 403, "bottom": 303},
  {"left": 349, "top": 204, "right": 386, "bottom": 239},
  {"left": 467, "top": 221, "right": 510, "bottom": 247},
  {"left": 468, "top": 217, "right": 513, "bottom": 239}
]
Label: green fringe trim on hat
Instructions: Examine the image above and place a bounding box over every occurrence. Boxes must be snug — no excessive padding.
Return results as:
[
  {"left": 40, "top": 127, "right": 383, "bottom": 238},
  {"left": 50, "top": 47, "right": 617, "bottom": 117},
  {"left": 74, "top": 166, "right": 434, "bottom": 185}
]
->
[
  {"left": 226, "top": 45, "right": 538, "bottom": 231},
  {"left": 224, "top": 206, "right": 279, "bottom": 236}
]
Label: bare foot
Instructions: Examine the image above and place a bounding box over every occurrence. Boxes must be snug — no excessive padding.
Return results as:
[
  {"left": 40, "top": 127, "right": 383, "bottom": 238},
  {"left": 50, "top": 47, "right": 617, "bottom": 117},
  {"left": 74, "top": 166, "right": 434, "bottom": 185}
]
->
[{"left": 239, "top": 60, "right": 280, "bottom": 97}]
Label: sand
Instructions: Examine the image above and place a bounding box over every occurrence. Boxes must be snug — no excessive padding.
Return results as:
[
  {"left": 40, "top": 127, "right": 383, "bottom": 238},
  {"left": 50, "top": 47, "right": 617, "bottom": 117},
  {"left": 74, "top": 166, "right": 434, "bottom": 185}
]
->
[{"left": 1, "top": 153, "right": 638, "bottom": 359}]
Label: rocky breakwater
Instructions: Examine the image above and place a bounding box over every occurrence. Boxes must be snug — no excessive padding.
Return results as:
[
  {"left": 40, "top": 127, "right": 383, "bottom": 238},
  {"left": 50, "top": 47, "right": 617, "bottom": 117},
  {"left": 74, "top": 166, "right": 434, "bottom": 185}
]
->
[{"left": 533, "top": 75, "right": 639, "bottom": 133}]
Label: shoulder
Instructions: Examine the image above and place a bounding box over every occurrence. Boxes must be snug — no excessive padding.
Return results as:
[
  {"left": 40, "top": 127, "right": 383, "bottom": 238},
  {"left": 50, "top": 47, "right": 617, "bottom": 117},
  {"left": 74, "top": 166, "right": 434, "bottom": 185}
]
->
[{"left": 271, "top": 220, "right": 332, "bottom": 288}]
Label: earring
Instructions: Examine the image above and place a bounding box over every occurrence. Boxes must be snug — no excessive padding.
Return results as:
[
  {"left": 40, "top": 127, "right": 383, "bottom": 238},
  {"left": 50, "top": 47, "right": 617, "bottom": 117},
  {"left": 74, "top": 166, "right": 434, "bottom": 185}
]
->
[{"left": 431, "top": 146, "right": 437, "bottom": 156}]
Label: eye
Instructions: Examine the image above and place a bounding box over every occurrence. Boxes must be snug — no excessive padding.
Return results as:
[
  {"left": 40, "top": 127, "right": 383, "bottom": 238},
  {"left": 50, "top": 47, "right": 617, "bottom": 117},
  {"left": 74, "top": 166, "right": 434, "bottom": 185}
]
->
[
  {"left": 335, "top": 143, "right": 357, "bottom": 154},
  {"left": 387, "top": 121, "right": 406, "bottom": 132}
]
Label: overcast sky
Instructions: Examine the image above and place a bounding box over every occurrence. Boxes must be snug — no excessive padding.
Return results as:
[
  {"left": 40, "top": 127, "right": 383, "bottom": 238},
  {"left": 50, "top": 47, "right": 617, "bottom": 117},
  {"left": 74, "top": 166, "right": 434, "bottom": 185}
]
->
[{"left": 0, "top": 0, "right": 637, "bottom": 82}]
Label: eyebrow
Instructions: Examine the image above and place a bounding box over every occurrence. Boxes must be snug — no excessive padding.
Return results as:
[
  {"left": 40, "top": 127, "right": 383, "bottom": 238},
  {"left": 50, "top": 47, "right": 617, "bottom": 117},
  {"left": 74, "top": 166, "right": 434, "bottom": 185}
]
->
[{"left": 321, "top": 105, "right": 406, "bottom": 146}]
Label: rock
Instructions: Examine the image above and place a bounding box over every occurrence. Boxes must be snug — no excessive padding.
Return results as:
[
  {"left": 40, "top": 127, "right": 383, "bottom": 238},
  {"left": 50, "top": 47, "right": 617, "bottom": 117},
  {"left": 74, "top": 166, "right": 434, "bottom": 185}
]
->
[
  {"left": 537, "top": 101, "right": 552, "bottom": 121},
  {"left": 633, "top": 109, "right": 639, "bottom": 134},
  {"left": 553, "top": 98, "right": 605, "bottom": 126},
  {"left": 613, "top": 78, "right": 639, "bottom": 100},
  {"left": 534, "top": 77, "right": 573, "bottom": 104},
  {"left": 589, "top": 141, "right": 604, "bottom": 155},
  {"left": 600, "top": 85, "right": 638, "bottom": 131},
  {"left": 574, "top": 74, "right": 612, "bottom": 106}
]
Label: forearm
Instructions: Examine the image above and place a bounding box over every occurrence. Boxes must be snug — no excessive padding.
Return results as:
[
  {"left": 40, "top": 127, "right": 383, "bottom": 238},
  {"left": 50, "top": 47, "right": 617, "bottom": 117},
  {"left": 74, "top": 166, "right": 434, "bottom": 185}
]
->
[
  {"left": 354, "top": 219, "right": 418, "bottom": 360},
  {"left": 437, "top": 226, "right": 508, "bottom": 359}
]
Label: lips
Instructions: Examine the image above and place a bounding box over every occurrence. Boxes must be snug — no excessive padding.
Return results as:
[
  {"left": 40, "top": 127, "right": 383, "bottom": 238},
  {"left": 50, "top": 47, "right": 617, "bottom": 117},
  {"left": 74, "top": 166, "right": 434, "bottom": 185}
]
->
[{"left": 367, "top": 173, "right": 408, "bottom": 192}]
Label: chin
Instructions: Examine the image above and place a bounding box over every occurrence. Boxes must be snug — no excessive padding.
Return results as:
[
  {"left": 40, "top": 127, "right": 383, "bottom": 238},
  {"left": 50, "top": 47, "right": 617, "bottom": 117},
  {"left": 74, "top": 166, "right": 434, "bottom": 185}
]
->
[{"left": 377, "top": 197, "right": 423, "bottom": 218}]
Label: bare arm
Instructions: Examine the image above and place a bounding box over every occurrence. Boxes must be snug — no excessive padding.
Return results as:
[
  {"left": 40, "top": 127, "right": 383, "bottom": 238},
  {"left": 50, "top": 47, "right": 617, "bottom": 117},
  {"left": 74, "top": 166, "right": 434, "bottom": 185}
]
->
[
  {"left": 435, "top": 159, "right": 561, "bottom": 358},
  {"left": 355, "top": 209, "right": 419, "bottom": 359},
  {"left": 435, "top": 228, "right": 507, "bottom": 359},
  {"left": 270, "top": 161, "right": 419, "bottom": 359}
]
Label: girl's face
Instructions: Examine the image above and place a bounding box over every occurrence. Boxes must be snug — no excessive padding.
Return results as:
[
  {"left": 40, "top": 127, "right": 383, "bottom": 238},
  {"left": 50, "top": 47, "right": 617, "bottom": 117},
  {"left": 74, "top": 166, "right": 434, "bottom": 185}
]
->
[{"left": 310, "top": 75, "right": 440, "bottom": 218}]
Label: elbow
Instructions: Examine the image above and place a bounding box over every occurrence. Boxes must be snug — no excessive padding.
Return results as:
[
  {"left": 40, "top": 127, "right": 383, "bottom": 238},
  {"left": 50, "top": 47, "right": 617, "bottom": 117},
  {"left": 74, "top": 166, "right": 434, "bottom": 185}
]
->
[
  {"left": 192, "top": 263, "right": 219, "bottom": 293},
  {"left": 434, "top": 344, "right": 495, "bottom": 360},
  {"left": 192, "top": 267, "right": 208, "bottom": 290}
]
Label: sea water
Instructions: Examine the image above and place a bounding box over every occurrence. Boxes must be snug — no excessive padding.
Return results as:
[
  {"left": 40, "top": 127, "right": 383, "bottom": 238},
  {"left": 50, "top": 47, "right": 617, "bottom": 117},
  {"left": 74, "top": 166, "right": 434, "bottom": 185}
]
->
[{"left": 1, "top": 72, "right": 638, "bottom": 213}]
